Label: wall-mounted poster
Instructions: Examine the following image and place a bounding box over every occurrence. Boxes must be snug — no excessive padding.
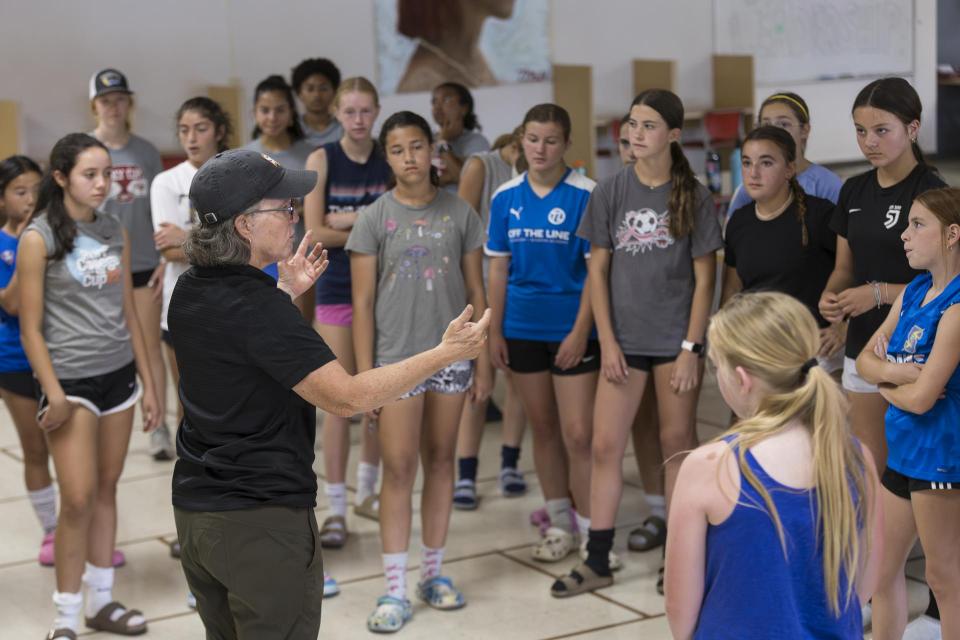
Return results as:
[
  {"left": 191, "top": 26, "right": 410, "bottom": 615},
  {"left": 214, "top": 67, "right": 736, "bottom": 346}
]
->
[{"left": 376, "top": 0, "right": 551, "bottom": 95}]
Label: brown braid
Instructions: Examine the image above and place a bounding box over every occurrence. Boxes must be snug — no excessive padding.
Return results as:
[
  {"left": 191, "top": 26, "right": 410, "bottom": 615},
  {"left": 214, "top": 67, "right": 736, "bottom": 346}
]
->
[
  {"left": 668, "top": 141, "right": 699, "bottom": 238},
  {"left": 789, "top": 174, "right": 809, "bottom": 247}
]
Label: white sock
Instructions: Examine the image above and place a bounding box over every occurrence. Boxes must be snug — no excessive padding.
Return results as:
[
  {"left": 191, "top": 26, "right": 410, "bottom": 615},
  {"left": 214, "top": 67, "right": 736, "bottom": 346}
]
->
[
  {"left": 324, "top": 482, "right": 348, "bottom": 518},
  {"left": 28, "top": 484, "right": 58, "bottom": 534},
  {"left": 383, "top": 552, "right": 408, "bottom": 601},
  {"left": 645, "top": 493, "right": 666, "bottom": 520},
  {"left": 52, "top": 590, "right": 82, "bottom": 632},
  {"left": 574, "top": 510, "right": 591, "bottom": 536},
  {"left": 356, "top": 462, "right": 379, "bottom": 504},
  {"left": 545, "top": 498, "right": 574, "bottom": 533},
  {"left": 83, "top": 563, "right": 145, "bottom": 627},
  {"left": 420, "top": 545, "right": 444, "bottom": 582}
]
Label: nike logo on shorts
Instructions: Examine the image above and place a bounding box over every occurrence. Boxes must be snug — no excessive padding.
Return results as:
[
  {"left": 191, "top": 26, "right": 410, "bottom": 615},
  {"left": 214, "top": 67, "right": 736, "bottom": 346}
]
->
[{"left": 581, "top": 355, "right": 596, "bottom": 363}]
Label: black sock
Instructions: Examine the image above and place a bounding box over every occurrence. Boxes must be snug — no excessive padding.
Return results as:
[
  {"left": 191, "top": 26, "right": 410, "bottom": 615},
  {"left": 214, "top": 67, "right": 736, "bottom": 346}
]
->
[
  {"left": 458, "top": 456, "right": 478, "bottom": 483},
  {"left": 926, "top": 588, "right": 940, "bottom": 620},
  {"left": 500, "top": 445, "right": 520, "bottom": 470},
  {"left": 584, "top": 528, "right": 614, "bottom": 577}
]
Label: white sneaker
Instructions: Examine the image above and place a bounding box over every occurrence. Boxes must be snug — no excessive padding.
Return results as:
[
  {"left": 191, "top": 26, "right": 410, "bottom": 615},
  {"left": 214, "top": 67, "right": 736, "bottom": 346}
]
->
[
  {"left": 150, "top": 424, "right": 175, "bottom": 461},
  {"left": 902, "top": 615, "right": 942, "bottom": 640}
]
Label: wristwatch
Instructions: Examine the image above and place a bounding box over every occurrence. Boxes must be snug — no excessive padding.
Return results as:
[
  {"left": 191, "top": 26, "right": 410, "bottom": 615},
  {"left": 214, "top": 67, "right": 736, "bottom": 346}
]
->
[{"left": 681, "top": 340, "right": 704, "bottom": 355}]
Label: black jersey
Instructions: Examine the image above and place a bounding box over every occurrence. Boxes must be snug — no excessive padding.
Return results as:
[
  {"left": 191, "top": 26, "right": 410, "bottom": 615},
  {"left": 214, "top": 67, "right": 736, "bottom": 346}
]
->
[{"left": 829, "top": 164, "right": 946, "bottom": 358}]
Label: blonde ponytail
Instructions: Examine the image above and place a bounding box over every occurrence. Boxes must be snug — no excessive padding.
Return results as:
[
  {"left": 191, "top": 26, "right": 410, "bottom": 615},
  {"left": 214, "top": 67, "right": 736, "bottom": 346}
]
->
[{"left": 708, "top": 292, "right": 869, "bottom": 615}]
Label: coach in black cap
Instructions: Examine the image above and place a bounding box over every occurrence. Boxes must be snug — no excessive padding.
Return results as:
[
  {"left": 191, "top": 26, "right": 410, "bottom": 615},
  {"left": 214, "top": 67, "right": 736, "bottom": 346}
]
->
[{"left": 168, "top": 149, "right": 489, "bottom": 639}]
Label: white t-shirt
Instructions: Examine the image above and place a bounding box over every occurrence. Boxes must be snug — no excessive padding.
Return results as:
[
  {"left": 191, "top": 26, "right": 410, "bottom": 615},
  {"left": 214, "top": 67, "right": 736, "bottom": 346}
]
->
[{"left": 150, "top": 160, "right": 198, "bottom": 330}]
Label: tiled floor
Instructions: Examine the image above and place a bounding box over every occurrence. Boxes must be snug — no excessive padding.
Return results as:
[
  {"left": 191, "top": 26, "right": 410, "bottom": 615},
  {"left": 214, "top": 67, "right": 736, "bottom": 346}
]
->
[{"left": 0, "top": 368, "right": 932, "bottom": 639}]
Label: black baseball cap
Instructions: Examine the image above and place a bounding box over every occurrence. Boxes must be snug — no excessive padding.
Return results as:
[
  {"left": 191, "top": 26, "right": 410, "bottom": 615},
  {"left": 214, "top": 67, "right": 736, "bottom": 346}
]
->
[
  {"left": 189, "top": 149, "right": 318, "bottom": 227},
  {"left": 89, "top": 68, "right": 133, "bottom": 100}
]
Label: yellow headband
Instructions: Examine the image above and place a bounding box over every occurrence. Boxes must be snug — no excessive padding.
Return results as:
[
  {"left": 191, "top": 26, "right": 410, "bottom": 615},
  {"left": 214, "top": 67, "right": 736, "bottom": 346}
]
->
[{"left": 765, "top": 94, "right": 809, "bottom": 121}]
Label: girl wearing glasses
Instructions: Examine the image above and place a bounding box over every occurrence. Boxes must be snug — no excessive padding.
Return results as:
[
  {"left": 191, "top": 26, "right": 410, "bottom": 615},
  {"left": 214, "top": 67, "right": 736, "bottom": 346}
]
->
[
  {"left": 303, "top": 77, "right": 390, "bottom": 594},
  {"left": 19, "top": 133, "right": 161, "bottom": 639},
  {"left": 348, "top": 111, "right": 487, "bottom": 633},
  {"left": 728, "top": 92, "right": 843, "bottom": 213}
]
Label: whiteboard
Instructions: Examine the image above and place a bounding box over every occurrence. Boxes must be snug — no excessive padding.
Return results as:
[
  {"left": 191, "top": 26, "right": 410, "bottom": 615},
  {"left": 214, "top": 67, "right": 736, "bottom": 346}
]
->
[{"left": 714, "top": 0, "right": 913, "bottom": 85}]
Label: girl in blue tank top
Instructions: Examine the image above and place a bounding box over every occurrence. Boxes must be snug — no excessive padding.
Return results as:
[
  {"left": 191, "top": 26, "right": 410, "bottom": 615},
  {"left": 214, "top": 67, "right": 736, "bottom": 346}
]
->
[
  {"left": 856, "top": 187, "right": 960, "bottom": 639},
  {"left": 666, "top": 292, "right": 883, "bottom": 639}
]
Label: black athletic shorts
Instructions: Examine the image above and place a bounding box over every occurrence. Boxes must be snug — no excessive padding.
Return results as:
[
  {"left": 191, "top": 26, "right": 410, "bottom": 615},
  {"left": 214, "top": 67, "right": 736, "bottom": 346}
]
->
[
  {"left": 624, "top": 354, "right": 678, "bottom": 372},
  {"left": 0, "top": 370, "right": 36, "bottom": 399},
  {"left": 882, "top": 466, "right": 959, "bottom": 500},
  {"left": 37, "top": 361, "right": 140, "bottom": 419},
  {"left": 132, "top": 269, "right": 154, "bottom": 289},
  {"left": 161, "top": 329, "right": 173, "bottom": 347},
  {"left": 506, "top": 338, "right": 600, "bottom": 376}
]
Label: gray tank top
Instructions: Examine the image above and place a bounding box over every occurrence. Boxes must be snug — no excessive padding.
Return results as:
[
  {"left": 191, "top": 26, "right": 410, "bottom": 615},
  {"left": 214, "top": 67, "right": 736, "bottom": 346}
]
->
[
  {"left": 26, "top": 212, "right": 133, "bottom": 379},
  {"left": 473, "top": 150, "right": 514, "bottom": 237}
]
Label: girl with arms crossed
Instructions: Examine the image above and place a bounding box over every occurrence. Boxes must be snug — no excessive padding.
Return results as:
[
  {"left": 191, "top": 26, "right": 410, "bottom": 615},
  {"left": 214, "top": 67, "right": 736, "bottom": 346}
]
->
[
  {"left": 303, "top": 78, "right": 390, "bottom": 596},
  {"left": 856, "top": 187, "right": 960, "bottom": 638}
]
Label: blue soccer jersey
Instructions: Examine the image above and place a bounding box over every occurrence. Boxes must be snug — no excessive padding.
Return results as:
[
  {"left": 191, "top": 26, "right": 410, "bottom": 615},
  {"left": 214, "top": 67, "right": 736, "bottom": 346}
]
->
[
  {"left": 0, "top": 230, "right": 30, "bottom": 372},
  {"left": 485, "top": 169, "right": 594, "bottom": 342},
  {"left": 885, "top": 272, "right": 960, "bottom": 483}
]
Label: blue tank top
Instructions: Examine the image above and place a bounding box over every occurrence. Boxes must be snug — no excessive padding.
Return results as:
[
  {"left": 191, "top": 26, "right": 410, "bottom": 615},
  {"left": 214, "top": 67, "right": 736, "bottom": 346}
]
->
[
  {"left": 0, "top": 230, "right": 30, "bottom": 372},
  {"left": 695, "top": 440, "right": 862, "bottom": 639},
  {"left": 315, "top": 141, "right": 390, "bottom": 305},
  {"left": 885, "top": 271, "right": 960, "bottom": 482}
]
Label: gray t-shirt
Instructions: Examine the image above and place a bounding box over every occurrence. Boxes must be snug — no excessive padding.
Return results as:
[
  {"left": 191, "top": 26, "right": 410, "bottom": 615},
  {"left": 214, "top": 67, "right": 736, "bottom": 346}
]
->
[
  {"left": 242, "top": 137, "right": 316, "bottom": 170},
  {"left": 243, "top": 138, "right": 317, "bottom": 242},
  {"left": 300, "top": 115, "right": 343, "bottom": 148},
  {"left": 472, "top": 150, "right": 514, "bottom": 237},
  {"left": 577, "top": 166, "right": 723, "bottom": 356},
  {"left": 441, "top": 130, "right": 491, "bottom": 193},
  {"left": 98, "top": 134, "right": 163, "bottom": 274},
  {"left": 346, "top": 189, "right": 484, "bottom": 364},
  {"left": 26, "top": 212, "right": 133, "bottom": 379}
]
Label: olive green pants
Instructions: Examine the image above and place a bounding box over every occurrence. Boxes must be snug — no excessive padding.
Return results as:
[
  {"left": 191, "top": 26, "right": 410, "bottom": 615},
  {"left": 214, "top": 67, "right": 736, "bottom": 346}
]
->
[{"left": 175, "top": 505, "right": 324, "bottom": 639}]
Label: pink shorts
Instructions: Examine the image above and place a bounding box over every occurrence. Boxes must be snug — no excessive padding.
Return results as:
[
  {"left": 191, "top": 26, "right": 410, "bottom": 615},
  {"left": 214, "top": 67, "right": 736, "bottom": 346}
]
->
[{"left": 315, "top": 303, "right": 353, "bottom": 327}]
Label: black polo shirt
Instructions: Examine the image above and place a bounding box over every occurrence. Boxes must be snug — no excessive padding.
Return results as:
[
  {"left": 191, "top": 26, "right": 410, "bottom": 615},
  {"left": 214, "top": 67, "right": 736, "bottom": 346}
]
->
[{"left": 168, "top": 264, "right": 335, "bottom": 511}]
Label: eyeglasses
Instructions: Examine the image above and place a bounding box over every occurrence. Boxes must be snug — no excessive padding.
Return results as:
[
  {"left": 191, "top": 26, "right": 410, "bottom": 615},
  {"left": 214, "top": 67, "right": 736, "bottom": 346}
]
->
[{"left": 246, "top": 199, "right": 297, "bottom": 218}]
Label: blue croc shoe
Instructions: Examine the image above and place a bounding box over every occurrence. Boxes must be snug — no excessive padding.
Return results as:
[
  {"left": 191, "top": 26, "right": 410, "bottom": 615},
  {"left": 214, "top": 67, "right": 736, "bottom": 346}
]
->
[
  {"left": 323, "top": 572, "right": 340, "bottom": 598},
  {"left": 367, "top": 595, "right": 412, "bottom": 633},
  {"left": 416, "top": 576, "right": 466, "bottom": 610}
]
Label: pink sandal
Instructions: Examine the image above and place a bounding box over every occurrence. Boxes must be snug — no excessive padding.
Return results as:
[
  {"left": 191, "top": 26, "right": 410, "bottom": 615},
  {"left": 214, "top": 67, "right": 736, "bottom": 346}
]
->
[{"left": 39, "top": 531, "right": 126, "bottom": 567}]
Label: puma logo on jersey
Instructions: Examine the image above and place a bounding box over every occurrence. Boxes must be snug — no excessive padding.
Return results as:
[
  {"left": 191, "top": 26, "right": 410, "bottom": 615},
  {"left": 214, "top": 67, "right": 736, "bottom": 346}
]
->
[
  {"left": 510, "top": 207, "right": 523, "bottom": 220},
  {"left": 884, "top": 205, "right": 902, "bottom": 229}
]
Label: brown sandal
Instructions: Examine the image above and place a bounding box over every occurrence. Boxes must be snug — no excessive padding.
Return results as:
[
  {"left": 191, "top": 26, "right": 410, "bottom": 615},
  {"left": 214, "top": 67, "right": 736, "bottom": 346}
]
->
[
  {"left": 45, "top": 629, "right": 77, "bottom": 640},
  {"left": 550, "top": 562, "right": 613, "bottom": 598},
  {"left": 353, "top": 494, "right": 380, "bottom": 521},
  {"left": 84, "top": 601, "right": 147, "bottom": 636},
  {"left": 319, "top": 515, "right": 347, "bottom": 548}
]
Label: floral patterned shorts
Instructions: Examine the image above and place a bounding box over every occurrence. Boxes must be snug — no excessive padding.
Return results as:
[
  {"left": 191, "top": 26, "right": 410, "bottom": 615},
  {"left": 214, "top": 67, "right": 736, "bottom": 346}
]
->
[{"left": 377, "top": 359, "right": 474, "bottom": 400}]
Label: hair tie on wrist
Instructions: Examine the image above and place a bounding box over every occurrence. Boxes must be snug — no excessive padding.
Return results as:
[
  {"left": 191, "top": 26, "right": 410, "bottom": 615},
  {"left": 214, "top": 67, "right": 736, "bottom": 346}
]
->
[{"left": 801, "top": 358, "right": 818, "bottom": 375}]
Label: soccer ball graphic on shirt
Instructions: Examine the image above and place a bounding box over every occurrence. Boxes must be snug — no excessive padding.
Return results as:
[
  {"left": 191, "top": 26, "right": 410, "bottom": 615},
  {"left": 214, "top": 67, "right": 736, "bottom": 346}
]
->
[{"left": 615, "top": 208, "right": 674, "bottom": 255}]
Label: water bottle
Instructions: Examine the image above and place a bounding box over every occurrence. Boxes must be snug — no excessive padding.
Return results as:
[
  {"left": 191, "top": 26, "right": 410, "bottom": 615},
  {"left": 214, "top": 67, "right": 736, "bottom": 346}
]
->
[{"left": 705, "top": 150, "right": 722, "bottom": 194}]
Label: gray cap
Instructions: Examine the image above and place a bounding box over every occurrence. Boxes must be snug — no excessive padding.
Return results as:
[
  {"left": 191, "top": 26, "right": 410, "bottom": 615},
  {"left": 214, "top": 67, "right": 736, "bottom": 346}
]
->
[{"left": 189, "top": 149, "right": 318, "bottom": 227}]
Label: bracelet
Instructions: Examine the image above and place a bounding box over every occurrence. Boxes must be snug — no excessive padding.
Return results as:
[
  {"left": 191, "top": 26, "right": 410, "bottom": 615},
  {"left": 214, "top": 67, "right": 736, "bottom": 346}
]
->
[{"left": 871, "top": 281, "right": 882, "bottom": 309}]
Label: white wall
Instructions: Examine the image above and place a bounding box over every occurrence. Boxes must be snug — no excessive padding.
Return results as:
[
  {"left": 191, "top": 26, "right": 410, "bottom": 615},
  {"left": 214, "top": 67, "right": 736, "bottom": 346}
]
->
[
  {"left": 0, "top": 0, "right": 935, "bottom": 163},
  {"left": 751, "top": 0, "right": 937, "bottom": 163}
]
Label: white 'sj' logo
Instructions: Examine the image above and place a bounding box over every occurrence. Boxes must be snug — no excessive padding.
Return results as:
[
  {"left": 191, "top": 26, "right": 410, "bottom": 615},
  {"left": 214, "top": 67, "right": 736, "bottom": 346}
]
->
[
  {"left": 547, "top": 208, "right": 566, "bottom": 225},
  {"left": 884, "top": 205, "right": 902, "bottom": 229},
  {"left": 510, "top": 207, "right": 523, "bottom": 220}
]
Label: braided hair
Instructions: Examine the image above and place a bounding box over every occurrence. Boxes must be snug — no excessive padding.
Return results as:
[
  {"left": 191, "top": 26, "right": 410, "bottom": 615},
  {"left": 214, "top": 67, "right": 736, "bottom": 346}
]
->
[
  {"left": 744, "top": 125, "right": 808, "bottom": 247},
  {"left": 631, "top": 89, "right": 698, "bottom": 238}
]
